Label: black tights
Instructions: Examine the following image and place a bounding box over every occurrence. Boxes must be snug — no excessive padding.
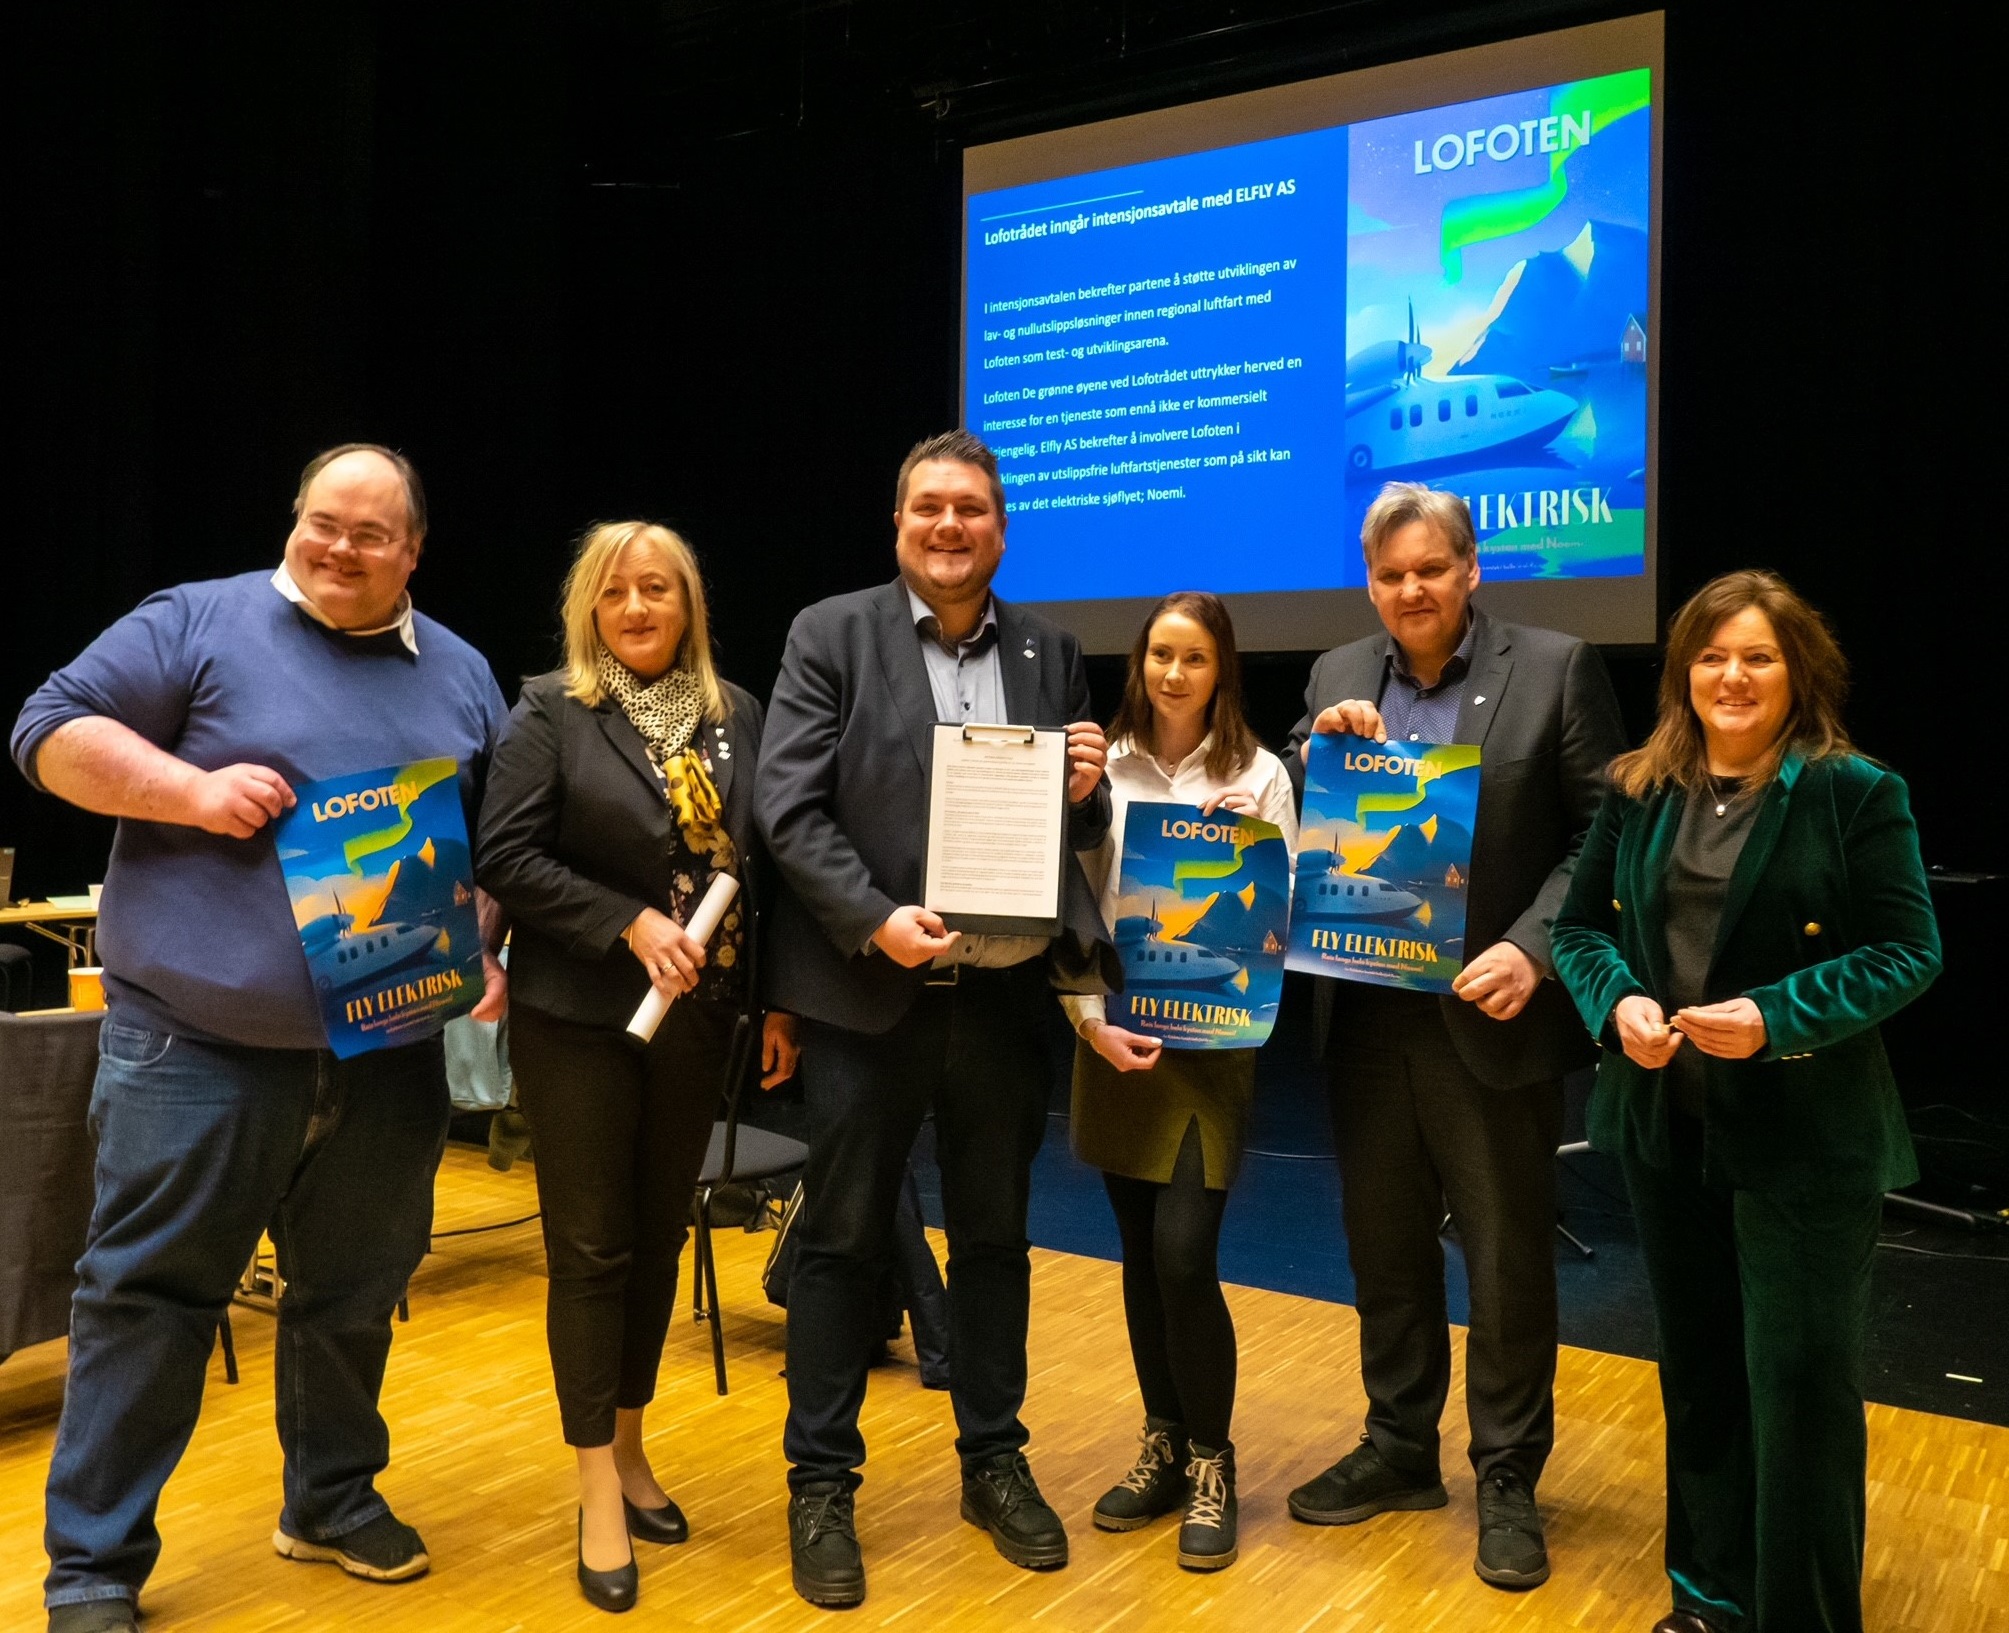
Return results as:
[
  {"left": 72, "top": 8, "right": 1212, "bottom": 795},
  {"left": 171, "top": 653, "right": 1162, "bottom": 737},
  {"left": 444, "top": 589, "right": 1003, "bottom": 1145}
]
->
[{"left": 1101, "top": 1120, "right": 1236, "bottom": 1449}]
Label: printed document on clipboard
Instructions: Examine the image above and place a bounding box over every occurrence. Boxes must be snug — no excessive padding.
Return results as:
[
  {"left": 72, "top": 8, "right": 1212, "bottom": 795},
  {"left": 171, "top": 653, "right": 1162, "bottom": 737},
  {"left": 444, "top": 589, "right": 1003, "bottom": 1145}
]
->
[{"left": 922, "top": 722, "right": 1068, "bottom": 936}]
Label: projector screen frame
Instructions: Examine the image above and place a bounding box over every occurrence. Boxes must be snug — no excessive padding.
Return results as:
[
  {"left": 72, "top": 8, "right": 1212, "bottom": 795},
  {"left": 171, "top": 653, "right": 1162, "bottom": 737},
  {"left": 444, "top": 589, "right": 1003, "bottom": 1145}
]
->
[{"left": 960, "top": 12, "right": 1665, "bottom": 653}]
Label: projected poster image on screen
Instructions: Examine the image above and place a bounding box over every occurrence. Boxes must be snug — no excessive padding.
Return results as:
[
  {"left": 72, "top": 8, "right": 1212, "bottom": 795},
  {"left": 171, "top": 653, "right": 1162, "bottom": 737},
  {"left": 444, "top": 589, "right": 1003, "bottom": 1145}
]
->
[
  {"left": 962, "top": 16, "right": 1663, "bottom": 650},
  {"left": 1345, "top": 70, "right": 1651, "bottom": 582}
]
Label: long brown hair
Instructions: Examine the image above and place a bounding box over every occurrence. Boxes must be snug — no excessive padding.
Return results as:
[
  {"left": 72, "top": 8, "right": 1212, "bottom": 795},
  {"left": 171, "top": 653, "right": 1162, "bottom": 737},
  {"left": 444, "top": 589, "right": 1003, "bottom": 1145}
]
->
[
  {"left": 1610, "top": 569, "right": 1853, "bottom": 799},
  {"left": 1108, "top": 592, "right": 1261, "bottom": 782}
]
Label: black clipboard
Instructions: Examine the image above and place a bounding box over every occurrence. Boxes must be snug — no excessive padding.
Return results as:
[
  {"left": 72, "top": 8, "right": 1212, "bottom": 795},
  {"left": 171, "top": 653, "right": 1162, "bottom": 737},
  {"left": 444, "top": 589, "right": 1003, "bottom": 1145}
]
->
[{"left": 921, "top": 723, "right": 1068, "bottom": 937}]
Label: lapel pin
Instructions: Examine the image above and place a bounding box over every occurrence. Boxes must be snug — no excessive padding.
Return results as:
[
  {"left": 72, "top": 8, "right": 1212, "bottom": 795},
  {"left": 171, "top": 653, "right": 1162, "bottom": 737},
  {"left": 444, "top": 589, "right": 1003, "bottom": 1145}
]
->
[
  {"left": 1022, "top": 645, "right": 1036, "bottom": 659},
  {"left": 1474, "top": 695, "right": 1487, "bottom": 705}
]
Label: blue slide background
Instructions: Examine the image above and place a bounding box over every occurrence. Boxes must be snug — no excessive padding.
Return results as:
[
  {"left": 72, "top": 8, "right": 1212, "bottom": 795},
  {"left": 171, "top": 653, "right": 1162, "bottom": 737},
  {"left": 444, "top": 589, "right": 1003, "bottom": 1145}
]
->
[
  {"left": 964, "top": 73, "right": 1651, "bottom": 604},
  {"left": 966, "top": 129, "right": 1354, "bottom": 600}
]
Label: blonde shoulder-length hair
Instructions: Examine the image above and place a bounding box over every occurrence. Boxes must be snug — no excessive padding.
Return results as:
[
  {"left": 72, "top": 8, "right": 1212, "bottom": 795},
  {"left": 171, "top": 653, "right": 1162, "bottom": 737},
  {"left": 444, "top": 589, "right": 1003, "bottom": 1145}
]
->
[{"left": 560, "top": 521, "right": 727, "bottom": 722}]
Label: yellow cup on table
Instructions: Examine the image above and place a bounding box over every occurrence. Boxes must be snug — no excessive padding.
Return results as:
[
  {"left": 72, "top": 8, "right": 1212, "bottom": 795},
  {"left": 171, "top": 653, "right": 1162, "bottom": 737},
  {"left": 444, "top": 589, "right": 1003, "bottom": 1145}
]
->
[{"left": 68, "top": 966, "right": 106, "bottom": 1012}]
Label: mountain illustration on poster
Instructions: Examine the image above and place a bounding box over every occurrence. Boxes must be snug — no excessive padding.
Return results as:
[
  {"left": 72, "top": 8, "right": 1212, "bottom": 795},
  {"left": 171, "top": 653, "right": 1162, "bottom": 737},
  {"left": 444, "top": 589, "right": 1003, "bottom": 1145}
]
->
[
  {"left": 275, "top": 758, "right": 484, "bottom": 1058},
  {"left": 1109, "top": 801, "right": 1291, "bottom": 1048},
  {"left": 1287, "top": 735, "right": 1480, "bottom": 992}
]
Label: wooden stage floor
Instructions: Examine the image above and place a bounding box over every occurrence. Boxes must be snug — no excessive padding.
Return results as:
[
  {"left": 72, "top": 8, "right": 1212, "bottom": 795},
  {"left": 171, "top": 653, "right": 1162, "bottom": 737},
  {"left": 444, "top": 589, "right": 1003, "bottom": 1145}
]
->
[{"left": 3, "top": 1146, "right": 2004, "bottom": 1631}]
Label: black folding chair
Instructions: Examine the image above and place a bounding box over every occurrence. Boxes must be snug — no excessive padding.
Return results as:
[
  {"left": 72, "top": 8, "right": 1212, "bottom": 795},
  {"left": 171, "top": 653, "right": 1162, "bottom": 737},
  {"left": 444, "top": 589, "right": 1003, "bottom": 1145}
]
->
[{"left": 689, "top": 1013, "right": 807, "bottom": 1395}]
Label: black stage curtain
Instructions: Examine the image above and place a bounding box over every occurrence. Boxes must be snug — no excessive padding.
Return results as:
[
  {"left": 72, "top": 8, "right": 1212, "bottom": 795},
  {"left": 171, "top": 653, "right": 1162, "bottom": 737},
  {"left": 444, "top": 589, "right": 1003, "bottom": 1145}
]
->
[{"left": 6, "top": 1, "right": 1996, "bottom": 901}]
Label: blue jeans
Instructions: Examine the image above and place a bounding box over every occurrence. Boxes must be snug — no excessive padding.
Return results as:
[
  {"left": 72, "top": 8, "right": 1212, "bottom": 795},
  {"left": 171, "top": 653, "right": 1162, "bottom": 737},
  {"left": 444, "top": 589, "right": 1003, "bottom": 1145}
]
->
[{"left": 43, "top": 1021, "right": 449, "bottom": 1611}]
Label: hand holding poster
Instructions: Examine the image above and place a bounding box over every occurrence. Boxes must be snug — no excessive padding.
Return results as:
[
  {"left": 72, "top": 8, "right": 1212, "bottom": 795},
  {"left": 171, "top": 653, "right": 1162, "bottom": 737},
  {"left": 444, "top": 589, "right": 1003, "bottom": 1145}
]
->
[
  {"left": 1109, "top": 800, "right": 1291, "bottom": 1048},
  {"left": 1287, "top": 734, "right": 1480, "bottom": 994},
  {"left": 275, "top": 758, "right": 484, "bottom": 1057}
]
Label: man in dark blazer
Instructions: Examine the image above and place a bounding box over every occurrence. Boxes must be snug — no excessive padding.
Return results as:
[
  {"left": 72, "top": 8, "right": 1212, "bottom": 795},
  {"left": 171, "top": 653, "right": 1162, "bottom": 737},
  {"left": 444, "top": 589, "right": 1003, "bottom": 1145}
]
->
[
  {"left": 756, "top": 430, "right": 1115, "bottom": 1609},
  {"left": 1283, "top": 482, "right": 1625, "bottom": 1591}
]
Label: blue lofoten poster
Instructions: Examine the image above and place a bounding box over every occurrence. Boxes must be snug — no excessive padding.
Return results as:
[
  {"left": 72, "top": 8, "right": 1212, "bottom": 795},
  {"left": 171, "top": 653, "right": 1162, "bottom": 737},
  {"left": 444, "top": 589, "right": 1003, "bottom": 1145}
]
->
[
  {"left": 1110, "top": 800, "right": 1291, "bottom": 1048},
  {"left": 275, "top": 758, "right": 483, "bottom": 1057},
  {"left": 1288, "top": 734, "right": 1480, "bottom": 994}
]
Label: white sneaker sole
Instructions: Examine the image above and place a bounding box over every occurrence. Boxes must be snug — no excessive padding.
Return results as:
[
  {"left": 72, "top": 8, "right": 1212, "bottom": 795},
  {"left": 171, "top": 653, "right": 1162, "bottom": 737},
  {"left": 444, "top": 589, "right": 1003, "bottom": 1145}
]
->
[{"left": 271, "top": 1528, "right": 430, "bottom": 1582}]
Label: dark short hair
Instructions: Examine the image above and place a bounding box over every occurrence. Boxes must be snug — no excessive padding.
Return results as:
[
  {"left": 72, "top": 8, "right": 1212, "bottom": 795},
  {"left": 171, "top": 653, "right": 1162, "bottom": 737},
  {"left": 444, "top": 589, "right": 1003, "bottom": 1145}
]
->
[
  {"left": 293, "top": 442, "right": 428, "bottom": 544},
  {"left": 1107, "top": 591, "right": 1262, "bottom": 783},
  {"left": 894, "top": 430, "right": 1006, "bottom": 523}
]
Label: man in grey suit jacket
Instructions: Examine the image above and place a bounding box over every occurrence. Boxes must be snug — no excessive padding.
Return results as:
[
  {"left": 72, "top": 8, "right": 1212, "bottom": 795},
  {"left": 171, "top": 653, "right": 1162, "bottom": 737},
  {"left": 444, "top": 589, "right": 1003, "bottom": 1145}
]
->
[
  {"left": 1282, "top": 483, "right": 1624, "bottom": 1592},
  {"left": 756, "top": 430, "right": 1115, "bottom": 1609}
]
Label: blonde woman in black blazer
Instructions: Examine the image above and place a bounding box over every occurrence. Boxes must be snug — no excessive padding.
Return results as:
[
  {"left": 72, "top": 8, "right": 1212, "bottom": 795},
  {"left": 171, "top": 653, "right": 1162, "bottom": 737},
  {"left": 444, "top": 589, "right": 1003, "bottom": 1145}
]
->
[{"left": 477, "top": 521, "right": 797, "bottom": 1614}]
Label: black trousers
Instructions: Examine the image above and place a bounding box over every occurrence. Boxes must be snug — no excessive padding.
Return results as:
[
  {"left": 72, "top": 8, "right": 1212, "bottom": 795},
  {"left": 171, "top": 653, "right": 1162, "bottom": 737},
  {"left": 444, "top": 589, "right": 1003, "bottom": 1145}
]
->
[
  {"left": 1326, "top": 987, "right": 1564, "bottom": 1485},
  {"left": 1102, "top": 1119, "right": 1236, "bottom": 1448},
  {"left": 784, "top": 964, "right": 1050, "bottom": 1491},
  {"left": 889, "top": 1162, "right": 951, "bottom": 1381},
  {"left": 510, "top": 998, "right": 731, "bottom": 1446}
]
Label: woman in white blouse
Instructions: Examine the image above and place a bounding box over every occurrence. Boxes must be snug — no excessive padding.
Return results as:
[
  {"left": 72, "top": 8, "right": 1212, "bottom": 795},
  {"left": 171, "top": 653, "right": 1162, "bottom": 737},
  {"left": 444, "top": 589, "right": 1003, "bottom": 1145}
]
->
[{"left": 1066, "top": 592, "right": 1297, "bottom": 1573}]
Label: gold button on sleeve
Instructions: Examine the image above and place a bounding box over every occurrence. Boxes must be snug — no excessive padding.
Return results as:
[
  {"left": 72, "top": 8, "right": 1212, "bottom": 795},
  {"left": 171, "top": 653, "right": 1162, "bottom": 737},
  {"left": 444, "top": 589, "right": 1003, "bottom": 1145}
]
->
[
  {"left": 1803, "top": 921, "right": 1821, "bottom": 936},
  {"left": 1612, "top": 899, "right": 1623, "bottom": 912}
]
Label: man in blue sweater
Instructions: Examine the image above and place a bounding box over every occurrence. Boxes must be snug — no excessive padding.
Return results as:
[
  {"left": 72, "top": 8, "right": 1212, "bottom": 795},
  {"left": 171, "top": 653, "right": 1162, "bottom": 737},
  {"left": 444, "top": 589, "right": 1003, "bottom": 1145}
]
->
[{"left": 11, "top": 444, "right": 508, "bottom": 1633}]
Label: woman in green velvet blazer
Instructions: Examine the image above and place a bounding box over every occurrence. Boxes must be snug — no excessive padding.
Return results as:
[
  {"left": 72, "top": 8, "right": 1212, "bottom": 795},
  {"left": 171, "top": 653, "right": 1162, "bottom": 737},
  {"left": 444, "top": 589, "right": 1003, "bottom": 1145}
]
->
[{"left": 1551, "top": 571, "right": 1939, "bottom": 1633}]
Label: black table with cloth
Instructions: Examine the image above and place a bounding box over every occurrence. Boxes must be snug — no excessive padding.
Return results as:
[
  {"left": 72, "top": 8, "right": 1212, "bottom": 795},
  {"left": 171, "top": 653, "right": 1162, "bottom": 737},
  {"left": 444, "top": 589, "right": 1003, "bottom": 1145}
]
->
[{"left": 0, "top": 1011, "right": 100, "bottom": 1359}]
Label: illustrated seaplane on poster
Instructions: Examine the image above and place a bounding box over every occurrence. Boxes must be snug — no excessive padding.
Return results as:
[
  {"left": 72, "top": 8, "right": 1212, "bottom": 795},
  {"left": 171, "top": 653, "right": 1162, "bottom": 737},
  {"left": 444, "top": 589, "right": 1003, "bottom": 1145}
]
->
[
  {"left": 1293, "top": 865, "right": 1426, "bottom": 925},
  {"left": 299, "top": 889, "right": 455, "bottom": 999},
  {"left": 1342, "top": 301, "right": 1577, "bottom": 476},
  {"left": 1114, "top": 900, "right": 1247, "bottom": 990}
]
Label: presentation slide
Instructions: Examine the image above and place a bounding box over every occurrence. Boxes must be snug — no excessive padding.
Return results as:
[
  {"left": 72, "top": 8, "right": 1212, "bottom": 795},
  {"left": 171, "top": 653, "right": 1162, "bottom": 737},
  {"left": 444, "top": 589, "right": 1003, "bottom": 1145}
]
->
[{"left": 962, "top": 17, "right": 1662, "bottom": 650}]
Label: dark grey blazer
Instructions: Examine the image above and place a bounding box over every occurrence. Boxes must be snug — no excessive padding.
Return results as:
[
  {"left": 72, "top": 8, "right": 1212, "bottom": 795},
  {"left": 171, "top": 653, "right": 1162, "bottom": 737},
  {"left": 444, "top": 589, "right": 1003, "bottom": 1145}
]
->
[
  {"left": 475, "top": 671, "right": 770, "bottom": 1030},
  {"left": 1286, "top": 605, "right": 1626, "bottom": 1088},
  {"left": 756, "top": 578, "right": 1117, "bottom": 1035}
]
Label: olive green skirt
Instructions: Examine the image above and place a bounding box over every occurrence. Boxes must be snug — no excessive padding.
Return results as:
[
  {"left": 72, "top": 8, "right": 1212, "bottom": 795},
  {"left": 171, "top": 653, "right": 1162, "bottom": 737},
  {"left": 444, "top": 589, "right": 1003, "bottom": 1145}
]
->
[{"left": 1069, "top": 1040, "right": 1258, "bottom": 1190}]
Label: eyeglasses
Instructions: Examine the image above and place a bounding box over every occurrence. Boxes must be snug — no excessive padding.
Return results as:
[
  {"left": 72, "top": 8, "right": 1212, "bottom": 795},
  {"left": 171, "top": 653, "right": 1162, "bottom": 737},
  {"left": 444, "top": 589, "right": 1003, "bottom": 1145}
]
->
[{"left": 298, "top": 514, "right": 407, "bottom": 554}]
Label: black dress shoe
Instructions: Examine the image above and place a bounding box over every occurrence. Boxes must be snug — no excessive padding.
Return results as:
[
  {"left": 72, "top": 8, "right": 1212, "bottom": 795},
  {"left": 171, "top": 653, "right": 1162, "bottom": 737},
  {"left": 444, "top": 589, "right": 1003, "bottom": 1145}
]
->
[
  {"left": 961, "top": 1451, "right": 1069, "bottom": 1569},
  {"left": 790, "top": 1481, "right": 866, "bottom": 1607},
  {"left": 1652, "top": 1615, "right": 1725, "bottom": 1633},
  {"left": 623, "top": 1494, "right": 689, "bottom": 1545},
  {"left": 1287, "top": 1434, "right": 1447, "bottom": 1525},
  {"left": 576, "top": 1510, "right": 638, "bottom": 1614}
]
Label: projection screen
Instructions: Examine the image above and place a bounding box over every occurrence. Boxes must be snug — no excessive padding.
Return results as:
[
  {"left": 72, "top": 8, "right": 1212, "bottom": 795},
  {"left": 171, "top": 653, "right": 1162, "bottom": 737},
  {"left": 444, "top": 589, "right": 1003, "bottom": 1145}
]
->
[{"left": 962, "top": 14, "right": 1664, "bottom": 651}]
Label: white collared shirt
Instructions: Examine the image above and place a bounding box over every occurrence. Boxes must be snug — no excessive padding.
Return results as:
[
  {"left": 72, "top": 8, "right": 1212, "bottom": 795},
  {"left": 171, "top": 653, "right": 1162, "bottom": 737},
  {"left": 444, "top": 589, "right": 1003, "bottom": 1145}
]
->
[
  {"left": 1064, "top": 733, "right": 1299, "bottom": 1031},
  {"left": 271, "top": 563, "right": 419, "bottom": 655}
]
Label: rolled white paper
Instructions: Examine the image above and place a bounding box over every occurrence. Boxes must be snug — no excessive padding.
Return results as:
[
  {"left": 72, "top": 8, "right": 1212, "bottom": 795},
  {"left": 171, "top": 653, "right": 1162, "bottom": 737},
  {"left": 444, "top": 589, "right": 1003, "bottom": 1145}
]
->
[{"left": 624, "top": 872, "right": 741, "bottom": 1043}]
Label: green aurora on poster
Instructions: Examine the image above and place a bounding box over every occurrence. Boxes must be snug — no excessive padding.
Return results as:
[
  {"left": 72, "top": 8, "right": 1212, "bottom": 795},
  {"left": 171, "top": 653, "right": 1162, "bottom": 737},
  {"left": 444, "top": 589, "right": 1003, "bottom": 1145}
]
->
[
  {"left": 1288, "top": 735, "right": 1481, "bottom": 993},
  {"left": 1111, "top": 800, "right": 1291, "bottom": 1048}
]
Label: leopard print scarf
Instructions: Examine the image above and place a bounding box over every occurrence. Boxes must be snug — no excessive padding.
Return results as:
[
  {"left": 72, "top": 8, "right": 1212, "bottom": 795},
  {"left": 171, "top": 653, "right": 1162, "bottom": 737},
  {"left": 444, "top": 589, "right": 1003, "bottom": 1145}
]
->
[
  {"left": 596, "top": 647, "right": 732, "bottom": 857},
  {"left": 597, "top": 648, "right": 703, "bottom": 766}
]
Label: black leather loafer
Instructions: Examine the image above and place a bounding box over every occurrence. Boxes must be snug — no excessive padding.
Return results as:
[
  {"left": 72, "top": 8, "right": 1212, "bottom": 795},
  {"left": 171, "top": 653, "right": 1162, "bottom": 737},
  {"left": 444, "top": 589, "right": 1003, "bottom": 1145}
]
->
[
  {"left": 577, "top": 1510, "right": 638, "bottom": 1613},
  {"left": 624, "top": 1494, "right": 689, "bottom": 1545}
]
